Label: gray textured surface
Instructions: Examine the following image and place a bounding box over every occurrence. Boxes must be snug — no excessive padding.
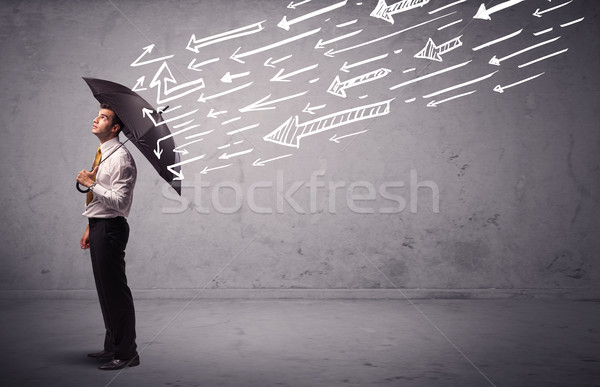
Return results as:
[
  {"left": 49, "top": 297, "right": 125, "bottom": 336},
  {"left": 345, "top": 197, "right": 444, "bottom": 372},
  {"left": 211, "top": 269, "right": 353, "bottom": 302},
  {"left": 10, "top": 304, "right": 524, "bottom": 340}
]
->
[
  {"left": 1, "top": 298, "right": 599, "bottom": 386},
  {"left": 0, "top": 0, "right": 599, "bottom": 291}
]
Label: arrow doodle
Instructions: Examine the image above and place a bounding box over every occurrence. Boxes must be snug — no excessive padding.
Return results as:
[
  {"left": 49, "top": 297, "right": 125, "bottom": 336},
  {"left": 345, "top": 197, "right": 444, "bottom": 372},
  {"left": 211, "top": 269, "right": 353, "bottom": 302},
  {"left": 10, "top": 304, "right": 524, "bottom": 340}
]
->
[
  {"left": 426, "top": 90, "right": 477, "bottom": 107},
  {"left": 278, "top": 0, "right": 347, "bottom": 30},
  {"left": 221, "top": 71, "right": 251, "bottom": 83},
  {"left": 231, "top": 28, "right": 321, "bottom": 63},
  {"left": 533, "top": 0, "right": 573, "bottom": 18},
  {"left": 329, "top": 129, "right": 369, "bottom": 143},
  {"left": 489, "top": 36, "right": 561, "bottom": 66},
  {"left": 493, "top": 72, "right": 545, "bottom": 93},
  {"left": 325, "top": 12, "right": 455, "bottom": 57},
  {"left": 303, "top": 103, "right": 326, "bottom": 115},
  {"left": 188, "top": 58, "right": 219, "bottom": 72},
  {"left": 315, "top": 29, "right": 363, "bottom": 49},
  {"left": 253, "top": 154, "right": 294, "bottom": 166},
  {"left": 287, "top": 0, "right": 312, "bottom": 9},
  {"left": 132, "top": 76, "right": 147, "bottom": 92},
  {"left": 130, "top": 44, "right": 174, "bottom": 67},
  {"left": 168, "top": 154, "right": 206, "bottom": 180},
  {"left": 473, "top": 0, "right": 526, "bottom": 20},
  {"left": 264, "top": 99, "right": 394, "bottom": 148},
  {"left": 471, "top": 29, "right": 523, "bottom": 51},
  {"left": 270, "top": 64, "right": 319, "bottom": 82},
  {"left": 201, "top": 164, "right": 233, "bottom": 174},
  {"left": 390, "top": 60, "right": 471, "bottom": 90},
  {"left": 327, "top": 68, "right": 392, "bottom": 98},
  {"left": 341, "top": 52, "right": 389, "bottom": 72},
  {"left": 123, "top": 0, "right": 584, "bottom": 180},
  {"left": 371, "top": 0, "right": 430, "bottom": 24},
  {"left": 218, "top": 148, "right": 254, "bottom": 160},
  {"left": 186, "top": 20, "right": 265, "bottom": 53},
  {"left": 150, "top": 62, "right": 205, "bottom": 104},
  {"left": 239, "top": 91, "right": 308, "bottom": 113},
  {"left": 415, "top": 35, "right": 463, "bottom": 62},
  {"left": 197, "top": 82, "right": 253, "bottom": 103}
]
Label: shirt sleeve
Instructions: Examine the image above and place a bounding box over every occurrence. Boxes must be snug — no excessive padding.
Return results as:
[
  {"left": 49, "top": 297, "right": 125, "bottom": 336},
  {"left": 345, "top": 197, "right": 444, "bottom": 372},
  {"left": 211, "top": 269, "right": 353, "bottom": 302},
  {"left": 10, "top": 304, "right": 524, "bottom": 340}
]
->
[{"left": 91, "top": 153, "right": 136, "bottom": 213}]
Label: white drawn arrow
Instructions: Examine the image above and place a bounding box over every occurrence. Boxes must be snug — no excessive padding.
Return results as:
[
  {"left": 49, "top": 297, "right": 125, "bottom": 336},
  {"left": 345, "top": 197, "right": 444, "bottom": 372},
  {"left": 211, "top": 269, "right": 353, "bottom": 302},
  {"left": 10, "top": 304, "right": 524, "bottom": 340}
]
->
[
  {"left": 132, "top": 76, "right": 147, "bottom": 91},
  {"left": 271, "top": 64, "right": 318, "bottom": 82},
  {"left": 518, "top": 48, "right": 568, "bottom": 68},
  {"left": 146, "top": 115, "right": 200, "bottom": 158},
  {"left": 173, "top": 138, "right": 204, "bottom": 156},
  {"left": 533, "top": 0, "right": 572, "bottom": 17},
  {"left": 341, "top": 52, "right": 388, "bottom": 72},
  {"left": 415, "top": 36, "right": 462, "bottom": 62},
  {"left": 239, "top": 91, "right": 308, "bottom": 113},
  {"left": 218, "top": 148, "right": 254, "bottom": 160},
  {"left": 422, "top": 70, "right": 498, "bottom": 98},
  {"left": 471, "top": 29, "right": 522, "bottom": 51},
  {"left": 264, "top": 99, "right": 393, "bottom": 148},
  {"left": 264, "top": 55, "right": 292, "bottom": 68},
  {"left": 315, "top": 29, "right": 363, "bottom": 49},
  {"left": 473, "top": 0, "right": 526, "bottom": 20},
  {"left": 327, "top": 68, "right": 392, "bottom": 98},
  {"left": 325, "top": 12, "right": 454, "bottom": 57},
  {"left": 489, "top": 36, "right": 560, "bottom": 65},
  {"left": 493, "top": 72, "right": 545, "bottom": 93},
  {"left": 142, "top": 107, "right": 198, "bottom": 128},
  {"left": 288, "top": 0, "right": 312, "bottom": 9},
  {"left": 150, "top": 62, "right": 205, "bottom": 104},
  {"left": 278, "top": 0, "right": 347, "bottom": 30},
  {"left": 186, "top": 21, "right": 265, "bottom": 53},
  {"left": 303, "top": 103, "right": 326, "bottom": 115},
  {"left": 201, "top": 164, "right": 233, "bottom": 174},
  {"left": 329, "top": 129, "right": 369, "bottom": 143},
  {"left": 188, "top": 57, "right": 219, "bottom": 72},
  {"left": 197, "top": 82, "right": 253, "bottom": 103},
  {"left": 207, "top": 109, "right": 227, "bottom": 118},
  {"left": 390, "top": 59, "right": 471, "bottom": 90},
  {"left": 231, "top": 27, "right": 321, "bottom": 63},
  {"left": 130, "top": 44, "right": 174, "bottom": 67},
  {"left": 253, "top": 154, "right": 294, "bottom": 166},
  {"left": 426, "top": 90, "right": 477, "bottom": 107},
  {"left": 221, "top": 71, "right": 251, "bottom": 83},
  {"left": 168, "top": 154, "right": 206, "bottom": 181},
  {"left": 371, "top": 0, "right": 430, "bottom": 24}
]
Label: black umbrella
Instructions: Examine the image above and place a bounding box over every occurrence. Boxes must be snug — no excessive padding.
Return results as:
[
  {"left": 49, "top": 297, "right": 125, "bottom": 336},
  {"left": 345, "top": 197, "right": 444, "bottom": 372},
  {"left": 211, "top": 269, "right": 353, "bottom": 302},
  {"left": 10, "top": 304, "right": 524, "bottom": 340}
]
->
[{"left": 78, "top": 77, "right": 181, "bottom": 195}]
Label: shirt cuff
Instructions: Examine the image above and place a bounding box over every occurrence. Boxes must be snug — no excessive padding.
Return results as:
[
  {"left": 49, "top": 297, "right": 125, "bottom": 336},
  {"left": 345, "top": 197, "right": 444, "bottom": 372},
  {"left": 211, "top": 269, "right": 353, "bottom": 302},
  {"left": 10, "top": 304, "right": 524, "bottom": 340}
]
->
[{"left": 91, "top": 183, "right": 109, "bottom": 199}]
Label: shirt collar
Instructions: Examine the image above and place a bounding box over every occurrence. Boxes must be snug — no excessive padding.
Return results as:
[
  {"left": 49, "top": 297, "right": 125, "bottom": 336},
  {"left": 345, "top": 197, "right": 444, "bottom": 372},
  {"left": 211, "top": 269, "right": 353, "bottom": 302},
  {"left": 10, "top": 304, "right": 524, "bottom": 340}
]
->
[{"left": 100, "top": 136, "right": 121, "bottom": 155}]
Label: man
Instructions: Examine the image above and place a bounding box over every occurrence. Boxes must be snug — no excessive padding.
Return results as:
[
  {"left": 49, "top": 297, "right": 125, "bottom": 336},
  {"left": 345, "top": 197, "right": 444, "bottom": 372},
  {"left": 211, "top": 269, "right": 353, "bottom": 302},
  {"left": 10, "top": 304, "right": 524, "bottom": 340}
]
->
[{"left": 76, "top": 102, "right": 139, "bottom": 370}]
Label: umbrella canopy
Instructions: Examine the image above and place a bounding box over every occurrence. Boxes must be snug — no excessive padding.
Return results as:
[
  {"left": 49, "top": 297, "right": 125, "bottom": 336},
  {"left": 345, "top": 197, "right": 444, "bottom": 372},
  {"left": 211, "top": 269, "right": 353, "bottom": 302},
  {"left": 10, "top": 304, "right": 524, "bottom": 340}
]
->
[{"left": 83, "top": 77, "right": 181, "bottom": 195}]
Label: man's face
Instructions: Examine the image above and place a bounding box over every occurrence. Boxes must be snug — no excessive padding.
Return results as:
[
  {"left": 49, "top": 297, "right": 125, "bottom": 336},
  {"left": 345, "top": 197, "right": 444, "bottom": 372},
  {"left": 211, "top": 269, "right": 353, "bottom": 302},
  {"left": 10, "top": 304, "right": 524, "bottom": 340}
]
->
[{"left": 92, "top": 108, "right": 119, "bottom": 141}]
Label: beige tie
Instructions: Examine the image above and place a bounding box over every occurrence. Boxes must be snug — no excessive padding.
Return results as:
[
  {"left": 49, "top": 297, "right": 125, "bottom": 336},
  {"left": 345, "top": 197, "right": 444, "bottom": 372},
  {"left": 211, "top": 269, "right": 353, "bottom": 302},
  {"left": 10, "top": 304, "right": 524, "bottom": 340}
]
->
[{"left": 86, "top": 146, "right": 102, "bottom": 206}]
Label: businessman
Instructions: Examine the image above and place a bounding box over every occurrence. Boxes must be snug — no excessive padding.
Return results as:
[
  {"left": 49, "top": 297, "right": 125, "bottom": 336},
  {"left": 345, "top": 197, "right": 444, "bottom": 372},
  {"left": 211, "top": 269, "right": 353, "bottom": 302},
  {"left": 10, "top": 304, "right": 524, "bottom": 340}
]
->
[{"left": 76, "top": 102, "right": 139, "bottom": 370}]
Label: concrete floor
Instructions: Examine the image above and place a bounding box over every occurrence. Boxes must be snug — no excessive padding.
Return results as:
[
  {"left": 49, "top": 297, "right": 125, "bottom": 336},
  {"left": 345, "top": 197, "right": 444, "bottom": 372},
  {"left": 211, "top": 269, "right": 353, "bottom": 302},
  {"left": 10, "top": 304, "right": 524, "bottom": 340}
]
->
[{"left": 0, "top": 298, "right": 599, "bottom": 387}]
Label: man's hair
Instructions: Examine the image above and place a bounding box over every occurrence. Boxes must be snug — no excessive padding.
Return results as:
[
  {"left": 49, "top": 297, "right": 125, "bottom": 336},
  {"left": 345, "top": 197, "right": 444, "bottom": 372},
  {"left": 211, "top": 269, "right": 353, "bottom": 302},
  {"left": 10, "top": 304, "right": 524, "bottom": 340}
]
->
[{"left": 100, "top": 102, "right": 124, "bottom": 133}]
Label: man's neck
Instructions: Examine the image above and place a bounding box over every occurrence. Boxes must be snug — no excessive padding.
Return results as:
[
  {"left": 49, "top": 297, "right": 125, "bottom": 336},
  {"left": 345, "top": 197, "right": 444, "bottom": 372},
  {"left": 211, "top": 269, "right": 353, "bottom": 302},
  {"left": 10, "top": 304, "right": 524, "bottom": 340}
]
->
[{"left": 99, "top": 134, "right": 119, "bottom": 145}]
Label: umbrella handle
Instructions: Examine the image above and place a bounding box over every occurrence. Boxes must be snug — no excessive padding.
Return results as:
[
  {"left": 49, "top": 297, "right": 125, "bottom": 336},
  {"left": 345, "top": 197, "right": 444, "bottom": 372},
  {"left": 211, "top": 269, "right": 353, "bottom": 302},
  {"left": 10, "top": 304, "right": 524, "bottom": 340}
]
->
[{"left": 76, "top": 181, "right": 90, "bottom": 193}]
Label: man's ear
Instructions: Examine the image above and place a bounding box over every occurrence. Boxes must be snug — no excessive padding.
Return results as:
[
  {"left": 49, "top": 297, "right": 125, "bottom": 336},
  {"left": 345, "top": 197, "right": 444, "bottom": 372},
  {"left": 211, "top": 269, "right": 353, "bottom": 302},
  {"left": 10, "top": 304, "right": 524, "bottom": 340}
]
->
[{"left": 112, "top": 123, "right": 121, "bottom": 133}]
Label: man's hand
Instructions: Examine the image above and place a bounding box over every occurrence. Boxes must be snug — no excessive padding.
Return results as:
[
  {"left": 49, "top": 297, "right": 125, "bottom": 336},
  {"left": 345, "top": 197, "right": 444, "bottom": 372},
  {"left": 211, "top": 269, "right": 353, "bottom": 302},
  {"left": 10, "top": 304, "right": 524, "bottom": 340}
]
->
[
  {"left": 76, "top": 166, "right": 98, "bottom": 188},
  {"left": 80, "top": 225, "right": 90, "bottom": 249}
]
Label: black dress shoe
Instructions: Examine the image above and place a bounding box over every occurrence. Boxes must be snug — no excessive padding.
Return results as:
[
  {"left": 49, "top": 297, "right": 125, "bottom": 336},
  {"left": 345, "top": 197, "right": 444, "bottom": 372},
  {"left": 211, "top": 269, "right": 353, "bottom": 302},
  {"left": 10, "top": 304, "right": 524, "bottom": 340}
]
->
[
  {"left": 87, "top": 350, "right": 115, "bottom": 360},
  {"left": 98, "top": 354, "right": 140, "bottom": 370}
]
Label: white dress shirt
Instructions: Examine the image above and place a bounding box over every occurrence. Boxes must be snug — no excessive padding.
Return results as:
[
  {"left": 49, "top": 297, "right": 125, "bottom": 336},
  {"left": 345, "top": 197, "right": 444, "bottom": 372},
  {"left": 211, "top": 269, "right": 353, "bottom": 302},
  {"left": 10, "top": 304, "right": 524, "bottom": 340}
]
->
[{"left": 82, "top": 137, "right": 137, "bottom": 218}]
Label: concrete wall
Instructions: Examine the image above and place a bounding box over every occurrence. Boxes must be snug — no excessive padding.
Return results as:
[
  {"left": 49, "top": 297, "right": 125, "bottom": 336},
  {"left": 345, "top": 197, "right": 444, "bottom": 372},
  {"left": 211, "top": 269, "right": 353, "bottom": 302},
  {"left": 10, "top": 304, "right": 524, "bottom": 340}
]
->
[{"left": 0, "top": 0, "right": 598, "bottom": 292}]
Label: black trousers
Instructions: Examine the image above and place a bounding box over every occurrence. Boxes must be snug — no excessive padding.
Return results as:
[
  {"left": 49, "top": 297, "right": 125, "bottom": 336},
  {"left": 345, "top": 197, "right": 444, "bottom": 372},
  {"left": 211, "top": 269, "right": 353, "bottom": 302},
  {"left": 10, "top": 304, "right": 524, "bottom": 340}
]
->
[{"left": 89, "top": 217, "right": 137, "bottom": 360}]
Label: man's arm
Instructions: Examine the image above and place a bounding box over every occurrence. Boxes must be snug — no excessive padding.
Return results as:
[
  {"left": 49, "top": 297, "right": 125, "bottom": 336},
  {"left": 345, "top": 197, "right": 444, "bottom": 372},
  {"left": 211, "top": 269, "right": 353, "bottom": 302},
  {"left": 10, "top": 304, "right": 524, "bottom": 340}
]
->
[
  {"left": 91, "top": 154, "right": 136, "bottom": 212},
  {"left": 80, "top": 225, "right": 90, "bottom": 249}
]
